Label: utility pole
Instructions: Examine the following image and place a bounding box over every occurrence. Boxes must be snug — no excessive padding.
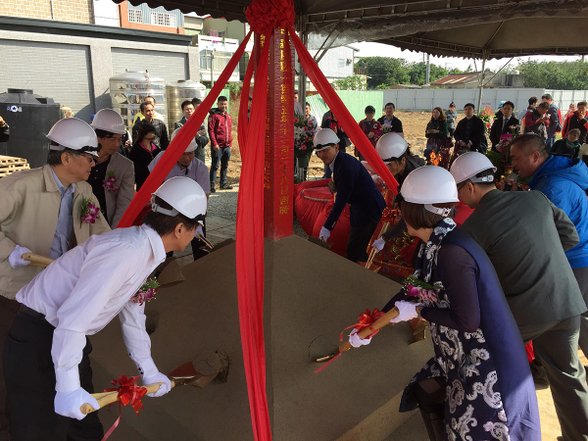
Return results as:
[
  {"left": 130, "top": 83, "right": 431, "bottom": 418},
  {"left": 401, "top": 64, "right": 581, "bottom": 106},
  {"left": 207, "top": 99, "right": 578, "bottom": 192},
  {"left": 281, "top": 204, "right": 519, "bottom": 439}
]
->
[{"left": 425, "top": 53, "right": 431, "bottom": 85}]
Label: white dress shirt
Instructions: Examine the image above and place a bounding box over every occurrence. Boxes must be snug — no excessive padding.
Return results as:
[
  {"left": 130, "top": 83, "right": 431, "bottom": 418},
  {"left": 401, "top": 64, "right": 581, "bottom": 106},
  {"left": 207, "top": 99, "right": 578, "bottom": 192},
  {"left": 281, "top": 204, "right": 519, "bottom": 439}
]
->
[
  {"left": 16, "top": 225, "right": 166, "bottom": 392},
  {"left": 148, "top": 153, "right": 211, "bottom": 195}
]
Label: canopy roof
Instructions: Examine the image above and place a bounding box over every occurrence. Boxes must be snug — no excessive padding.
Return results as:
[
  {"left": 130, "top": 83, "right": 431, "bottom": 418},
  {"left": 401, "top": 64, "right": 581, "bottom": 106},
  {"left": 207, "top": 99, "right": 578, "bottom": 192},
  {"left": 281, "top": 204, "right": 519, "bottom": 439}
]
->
[{"left": 120, "top": 0, "right": 588, "bottom": 58}]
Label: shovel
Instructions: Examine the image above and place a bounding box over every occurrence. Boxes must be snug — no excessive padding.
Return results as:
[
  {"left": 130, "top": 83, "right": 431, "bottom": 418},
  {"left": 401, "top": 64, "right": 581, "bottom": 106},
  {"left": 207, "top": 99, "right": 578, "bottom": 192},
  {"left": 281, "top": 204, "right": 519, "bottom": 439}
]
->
[
  {"left": 81, "top": 350, "right": 230, "bottom": 414},
  {"left": 22, "top": 253, "right": 53, "bottom": 267},
  {"left": 313, "top": 306, "right": 400, "bottom": 363}
]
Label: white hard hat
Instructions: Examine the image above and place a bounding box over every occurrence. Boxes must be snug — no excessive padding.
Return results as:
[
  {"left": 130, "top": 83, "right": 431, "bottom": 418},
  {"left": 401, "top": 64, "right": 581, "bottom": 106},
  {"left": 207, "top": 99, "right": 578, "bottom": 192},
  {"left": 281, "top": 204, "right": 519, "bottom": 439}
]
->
[
  {"left": 449, "top": 152, "right": 497, "bottom": 184},
  {"left": 171, "top": 128, "right": 197, "bottom": 153},
  {"left": 313, "top": 128, "right": 339, "bottom": 151},
  {"left": 376, "top": 132, "right": 408, "bottom": 161},
  {"left": 91, "top": 109, "right": 126, "bottom": 135},
  {"left": 47, "top": 117, "right": 99, "bottom": 157},
  {"left": 401, "top": 166, "right": 459, "bottom": 216},
  {"left": 152, "top": 176, "right": 207, "bottom": 220}
]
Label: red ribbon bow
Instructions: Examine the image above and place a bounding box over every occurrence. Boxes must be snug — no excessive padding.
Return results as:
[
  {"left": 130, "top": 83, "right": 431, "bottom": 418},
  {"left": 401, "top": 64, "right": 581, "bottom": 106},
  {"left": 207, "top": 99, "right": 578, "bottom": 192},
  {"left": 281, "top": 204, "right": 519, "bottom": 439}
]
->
[
  {"left": 106, "top": 375, "right": 148, "bottom": 414},
  {"left": 101, "top": 375, "right": 148, "bottom": 441},
  {"left": 340, "top": 308, "right": 384, "bottom": 342}
]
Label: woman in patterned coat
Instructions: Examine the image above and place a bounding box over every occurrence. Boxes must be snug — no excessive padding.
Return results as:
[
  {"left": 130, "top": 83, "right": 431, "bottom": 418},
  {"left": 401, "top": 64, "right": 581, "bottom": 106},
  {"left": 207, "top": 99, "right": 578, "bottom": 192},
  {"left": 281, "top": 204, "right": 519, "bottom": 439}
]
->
[{"left": 393, "top": 167, "right": 540, "bottom": 441}]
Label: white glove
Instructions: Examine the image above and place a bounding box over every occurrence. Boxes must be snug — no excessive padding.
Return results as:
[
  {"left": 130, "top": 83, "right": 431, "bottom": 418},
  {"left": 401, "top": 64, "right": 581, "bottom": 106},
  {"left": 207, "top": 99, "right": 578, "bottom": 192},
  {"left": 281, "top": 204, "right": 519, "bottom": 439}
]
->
[
  {"left": 348, "top": 328, "right": 372, "bottom": 348},
  {"left": 194, "top": 224, "right": 204, "bottom": 239},
  {"left": 372, "top": 237, "right": 386, "bottom": 252},
  {"left": 390, "top": 300, "right": 421, "bottom": 323},
  {"left": 319, "top": 226, "right": 331, "bottom": 242},
  {"left": 142, "top": 371, "right": 172, "bottom": 397},
  {"left": 8, "top": 245, "right": 32, "bottom": 269},
  {"left": 54, "top": 388, "right": 99, "bottom": 420}
]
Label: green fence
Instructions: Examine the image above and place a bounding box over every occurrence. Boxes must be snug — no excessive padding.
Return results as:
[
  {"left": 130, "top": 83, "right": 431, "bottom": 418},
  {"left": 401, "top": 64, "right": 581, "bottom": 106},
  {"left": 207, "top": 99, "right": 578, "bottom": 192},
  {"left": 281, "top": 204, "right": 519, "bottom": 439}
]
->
[{"left": 306, "top": 90, "right": 384, "bottom": 122}]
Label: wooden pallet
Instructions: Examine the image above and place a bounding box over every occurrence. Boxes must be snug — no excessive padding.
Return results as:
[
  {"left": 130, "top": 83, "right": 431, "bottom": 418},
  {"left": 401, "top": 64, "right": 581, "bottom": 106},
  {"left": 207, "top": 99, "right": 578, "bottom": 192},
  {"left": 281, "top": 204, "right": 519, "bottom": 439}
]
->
[{"left": 0, "top": 155, "right": 30, "bottom": 178}]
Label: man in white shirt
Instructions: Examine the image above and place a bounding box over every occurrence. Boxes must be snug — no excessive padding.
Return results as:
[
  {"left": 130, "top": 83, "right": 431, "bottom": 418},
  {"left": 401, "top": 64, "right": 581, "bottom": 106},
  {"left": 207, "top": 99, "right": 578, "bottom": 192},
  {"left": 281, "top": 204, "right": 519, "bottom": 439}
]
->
[
  {"left": 149, "top": 130, "right": 210, "bottom": 260},
  {"left": 4, "top": 177, "right": 207, "bottom": 441}
]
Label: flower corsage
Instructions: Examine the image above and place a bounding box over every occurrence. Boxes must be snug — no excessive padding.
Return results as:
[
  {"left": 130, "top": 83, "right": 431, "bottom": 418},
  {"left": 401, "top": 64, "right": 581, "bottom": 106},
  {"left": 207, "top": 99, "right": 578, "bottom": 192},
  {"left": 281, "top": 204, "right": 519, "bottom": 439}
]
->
[
  {"left": 80, "top": 197, "right": 101, "bottom": 224},
  {"left": 103, "top": 171, "right": 119, "bottom": 192},
  {"left": 403, "top": 275, "right": 442, "bottom": 305},
  {"left": 131, "top": 278, "right": 159, "bottom": 305}
]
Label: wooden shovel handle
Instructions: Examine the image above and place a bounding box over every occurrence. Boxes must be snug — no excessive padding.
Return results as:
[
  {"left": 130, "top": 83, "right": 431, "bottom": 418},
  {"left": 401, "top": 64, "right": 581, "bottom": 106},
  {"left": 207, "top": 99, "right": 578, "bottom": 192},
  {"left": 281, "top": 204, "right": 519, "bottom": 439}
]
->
[
  {"left": 338, "top": 306, "right": 399, "bottom": 353},
  {"left": 80, "top": 381, "right": 176, "bottom": 415},
  {"left": 21, "top": 253, "right": 53, "bottom": 267}
]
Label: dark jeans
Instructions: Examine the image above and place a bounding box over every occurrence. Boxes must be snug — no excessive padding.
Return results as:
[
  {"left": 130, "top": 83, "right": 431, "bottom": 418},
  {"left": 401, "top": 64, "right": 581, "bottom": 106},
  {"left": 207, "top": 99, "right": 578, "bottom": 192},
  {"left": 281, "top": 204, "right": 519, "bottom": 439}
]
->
[
  {"left": 522, "top": 315, "right": 588, "bottom": 441},
  {"left": 347, "top": 219, "right": 379, "bottom": 262},
  {"left": 546, "top": 136, "right": 556, "bottom": 153},
  {"left": 0, "top": 297, "right": 20, "bottom": 440},
  {"left": 4, "top": 310, "right": 103, "bottom": 441},
  {"left": 573, "top": 266, "right": 588, "bottom": 359},
  {"left": 210, "top": 146, "right": 231, "bottom": 188}
]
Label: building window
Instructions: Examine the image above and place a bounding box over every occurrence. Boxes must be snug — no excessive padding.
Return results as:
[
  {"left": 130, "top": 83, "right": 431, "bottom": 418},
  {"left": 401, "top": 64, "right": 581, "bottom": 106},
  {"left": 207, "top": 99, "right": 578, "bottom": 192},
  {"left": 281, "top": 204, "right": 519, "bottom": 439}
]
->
[
  {"left": 128, "top": 9, "right": 143, "bottom": 23},
  {"left": 200, "top": 50, "right": 212, "bottom": 70},
  {"left": 150, "top": 12, "right": 176, "bottom": 27},
  {"left": 337, "top": 59, "right": 346, "bottom": 69}
]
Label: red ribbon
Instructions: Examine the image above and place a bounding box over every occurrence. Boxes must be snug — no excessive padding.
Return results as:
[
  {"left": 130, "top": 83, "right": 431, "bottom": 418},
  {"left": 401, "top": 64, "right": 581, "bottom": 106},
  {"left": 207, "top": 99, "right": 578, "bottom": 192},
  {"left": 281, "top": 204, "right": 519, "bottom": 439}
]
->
[
  {"left": 100, "top": 375, "right": 148, "bottom": 441},
  {"left": 340, "top": 308, "right": 385, "bottom": 342},
  {"left": 315, "top": 308, "right": 384, "bottom": 374}
]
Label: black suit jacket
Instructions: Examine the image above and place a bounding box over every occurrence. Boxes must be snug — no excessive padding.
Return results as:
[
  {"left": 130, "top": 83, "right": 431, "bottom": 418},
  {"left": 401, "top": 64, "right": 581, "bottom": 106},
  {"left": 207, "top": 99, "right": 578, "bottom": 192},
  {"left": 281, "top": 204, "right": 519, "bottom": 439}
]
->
[
  {"left": 489, "top": 115, "right": 520, "bottom": 148},
  {"left": 324, "top": 152, "right": 386, "bottom": 230}
]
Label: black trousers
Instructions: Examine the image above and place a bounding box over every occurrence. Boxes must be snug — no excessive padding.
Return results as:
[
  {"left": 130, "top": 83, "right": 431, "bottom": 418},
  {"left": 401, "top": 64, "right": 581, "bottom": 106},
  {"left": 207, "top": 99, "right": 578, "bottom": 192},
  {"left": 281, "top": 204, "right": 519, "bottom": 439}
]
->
[
  {"left": 347, "top": 219, "right": 379, "bottom": 263},
  {"left": 4, "top": 310, "right": 103, "bottom": 441}
]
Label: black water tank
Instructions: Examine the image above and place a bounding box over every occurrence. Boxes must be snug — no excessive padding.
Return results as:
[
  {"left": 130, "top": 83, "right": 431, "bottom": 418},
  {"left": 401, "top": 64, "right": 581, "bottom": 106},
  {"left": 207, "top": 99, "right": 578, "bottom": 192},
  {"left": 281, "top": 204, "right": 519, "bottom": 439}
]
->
[{"left": 0, "top": 89, "right": 61, "bottom": 168}]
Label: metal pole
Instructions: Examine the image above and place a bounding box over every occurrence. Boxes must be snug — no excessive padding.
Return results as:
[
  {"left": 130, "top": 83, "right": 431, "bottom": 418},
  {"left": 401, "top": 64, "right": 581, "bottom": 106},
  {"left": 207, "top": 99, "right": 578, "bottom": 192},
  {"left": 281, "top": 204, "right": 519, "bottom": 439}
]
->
[
  {"left": 425, "top": 53, "right": 430, "bottom": 85},
  {"left": 297, "top": 16, "right": 307, "bottom": 105},
  {"left": 476, "top": 54, "right": 486, "bottom": 110}
]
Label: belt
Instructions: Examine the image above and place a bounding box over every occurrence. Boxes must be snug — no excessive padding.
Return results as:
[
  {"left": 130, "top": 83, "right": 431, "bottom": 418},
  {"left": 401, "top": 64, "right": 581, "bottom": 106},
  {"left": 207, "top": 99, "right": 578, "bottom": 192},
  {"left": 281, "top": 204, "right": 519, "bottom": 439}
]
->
[{"left": 19, "top": 304, "right": 46, "bottom": 320}]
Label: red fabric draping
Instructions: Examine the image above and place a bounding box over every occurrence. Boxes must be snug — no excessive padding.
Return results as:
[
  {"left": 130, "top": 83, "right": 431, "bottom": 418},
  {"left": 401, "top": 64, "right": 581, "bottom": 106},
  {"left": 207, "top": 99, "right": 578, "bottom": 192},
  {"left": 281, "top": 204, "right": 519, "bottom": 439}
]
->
[
  {"left": 288, "top": 29, "right": 400, "bottom": 194},
  {"left": 116, "top": 32, "right": 252, "bottom": 228},
  {"left": 235, "top": 32, "right": 272, "bottom": 441}
]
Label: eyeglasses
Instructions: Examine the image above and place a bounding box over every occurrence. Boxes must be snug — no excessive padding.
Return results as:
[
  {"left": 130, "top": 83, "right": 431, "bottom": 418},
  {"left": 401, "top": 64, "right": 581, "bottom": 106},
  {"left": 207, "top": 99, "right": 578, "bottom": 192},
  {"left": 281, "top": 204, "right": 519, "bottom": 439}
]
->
[{"left": 71, "top": 152, "right": 96, "bottom": 163}]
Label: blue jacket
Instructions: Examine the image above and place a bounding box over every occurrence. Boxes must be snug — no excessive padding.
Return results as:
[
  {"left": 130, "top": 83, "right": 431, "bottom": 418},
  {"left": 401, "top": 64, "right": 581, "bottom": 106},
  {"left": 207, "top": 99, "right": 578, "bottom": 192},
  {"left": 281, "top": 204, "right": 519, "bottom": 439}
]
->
[
  {"left": 530, "top": 155, "right": 588, "bottom": 268},
  {"left": 324, "top": 152, "right": 385, "bottom": 230}
]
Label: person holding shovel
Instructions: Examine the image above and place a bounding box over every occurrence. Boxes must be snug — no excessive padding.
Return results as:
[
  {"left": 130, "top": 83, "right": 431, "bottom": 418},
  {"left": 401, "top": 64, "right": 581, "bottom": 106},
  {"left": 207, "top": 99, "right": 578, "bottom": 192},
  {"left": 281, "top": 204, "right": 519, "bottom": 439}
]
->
[
  {"left": 0, "top": 117, "right": 110, "bottom": 438},
  {"left": 4, "top": 176, "right": 207, "bottom": 441},
  {"left": 350, "top": 166, "right": 540, "bottom": 440},
  {"left": 314, "top": 128, "right": 385, "bottom": 262}
]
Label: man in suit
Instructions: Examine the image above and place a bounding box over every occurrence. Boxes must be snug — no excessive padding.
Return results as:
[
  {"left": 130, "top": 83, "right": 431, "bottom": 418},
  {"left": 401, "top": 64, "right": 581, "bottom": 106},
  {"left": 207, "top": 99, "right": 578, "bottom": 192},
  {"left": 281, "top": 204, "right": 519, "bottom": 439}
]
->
[
  {"left": 453, "top": 103, "right": 487, "bottom": 153},
  {"left": 174, "top": 99, "right": 209, "bottom": 164},
  {"left": 450, "top": 152, "right": 588, "bottom": 441},
  {"left": 511, "top": 134, "right": 588, "bottom": 359},
  {"left": 0, "top": 117, "right": 110, "bottom": 438},
  {"left": 314, "top": 128, "right": 386, "bottom": 262},
  {"left": 89, "top": 109, "right": 135, "bottom": 227},
  {"left": 489, "top": 101, "right": 519, "bottom": 151}
]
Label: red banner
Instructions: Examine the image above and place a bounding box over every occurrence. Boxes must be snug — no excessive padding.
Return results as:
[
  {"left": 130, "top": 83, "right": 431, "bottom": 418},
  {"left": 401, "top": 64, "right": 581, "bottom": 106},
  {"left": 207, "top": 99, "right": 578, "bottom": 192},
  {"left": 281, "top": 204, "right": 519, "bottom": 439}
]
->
[{"left": 235, "top": 34, "right": 272, "bottom": 441}]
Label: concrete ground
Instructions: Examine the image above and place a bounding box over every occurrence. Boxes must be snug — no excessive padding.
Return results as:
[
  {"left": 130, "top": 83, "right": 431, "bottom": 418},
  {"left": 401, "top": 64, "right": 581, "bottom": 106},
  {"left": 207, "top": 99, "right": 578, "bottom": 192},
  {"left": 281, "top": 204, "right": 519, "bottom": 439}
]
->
[{"left": 174, "top": 183, "right": 570, "bottom": 441}]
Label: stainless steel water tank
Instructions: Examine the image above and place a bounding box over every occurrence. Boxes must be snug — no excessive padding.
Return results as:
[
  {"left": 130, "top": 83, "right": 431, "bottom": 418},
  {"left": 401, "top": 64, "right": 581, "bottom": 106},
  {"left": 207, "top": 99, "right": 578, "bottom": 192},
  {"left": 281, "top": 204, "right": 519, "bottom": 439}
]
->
[
  {"left": 109, "top": 71, "right": 167, "bottom": 130},
  {"left": 166, "top": 80, "right": 206, "bottom": 126},
  {"left": 0, "top": 89, "right": 61, "bottom": 167}
]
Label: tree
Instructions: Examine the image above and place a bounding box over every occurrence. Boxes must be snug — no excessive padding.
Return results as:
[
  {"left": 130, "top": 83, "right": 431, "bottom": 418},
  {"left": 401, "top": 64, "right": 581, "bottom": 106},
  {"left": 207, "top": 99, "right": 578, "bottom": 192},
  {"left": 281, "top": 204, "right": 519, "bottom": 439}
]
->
[
  {"left": 332, "top": 75, "right": 367, "bottom": 90},
  {"left": 355, "top": 57, "right": 409, "bottom": 89},
  {"left": 520, "top": 61, "right": 588, "bottom": 89}
]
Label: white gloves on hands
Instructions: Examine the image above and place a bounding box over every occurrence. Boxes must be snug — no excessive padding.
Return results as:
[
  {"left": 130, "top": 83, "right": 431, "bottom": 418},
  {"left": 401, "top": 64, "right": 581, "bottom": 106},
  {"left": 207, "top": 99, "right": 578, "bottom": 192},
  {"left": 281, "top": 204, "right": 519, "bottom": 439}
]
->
[
  {"left": 143, "top": 372, "right": 172, "bottom": 397},
  {"left": 348, "top": 328, "right": 372, "bottom": 348},
  {"left": 390, "top": 300, "right": 421, "bottom": 323},
  {"left": 8, "top": 245, "right": 32, "bottom": 269},
  {"left": 319, "top": 227, "right": 331, "bottom": 242},
  {"left": 54, "top": 388, "right": 99, "bottom": 420},
  {"left": 372, "top": 237, "right": 386, "bottom": 252},
  {"left": 195, "top": 224, "right": 204, "bottom": 239}
]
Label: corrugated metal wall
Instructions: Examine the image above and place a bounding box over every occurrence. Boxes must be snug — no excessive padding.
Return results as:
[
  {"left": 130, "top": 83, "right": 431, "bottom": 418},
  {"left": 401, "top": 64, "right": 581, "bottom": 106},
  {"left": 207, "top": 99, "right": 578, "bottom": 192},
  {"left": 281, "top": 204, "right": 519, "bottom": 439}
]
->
[
  {"left": 0, "top": 39, "right": 94, "bottom": 121},
  {"left": 111, "top": 48, "right": 188, "bottom": 83}
]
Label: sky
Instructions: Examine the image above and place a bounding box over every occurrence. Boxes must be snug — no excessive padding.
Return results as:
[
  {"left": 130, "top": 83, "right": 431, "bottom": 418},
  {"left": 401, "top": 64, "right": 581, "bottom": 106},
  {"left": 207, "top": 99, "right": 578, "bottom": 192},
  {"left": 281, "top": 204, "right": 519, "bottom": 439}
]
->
[{"left": 353, "top": 42, "right": 584, "bottom": 71}]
